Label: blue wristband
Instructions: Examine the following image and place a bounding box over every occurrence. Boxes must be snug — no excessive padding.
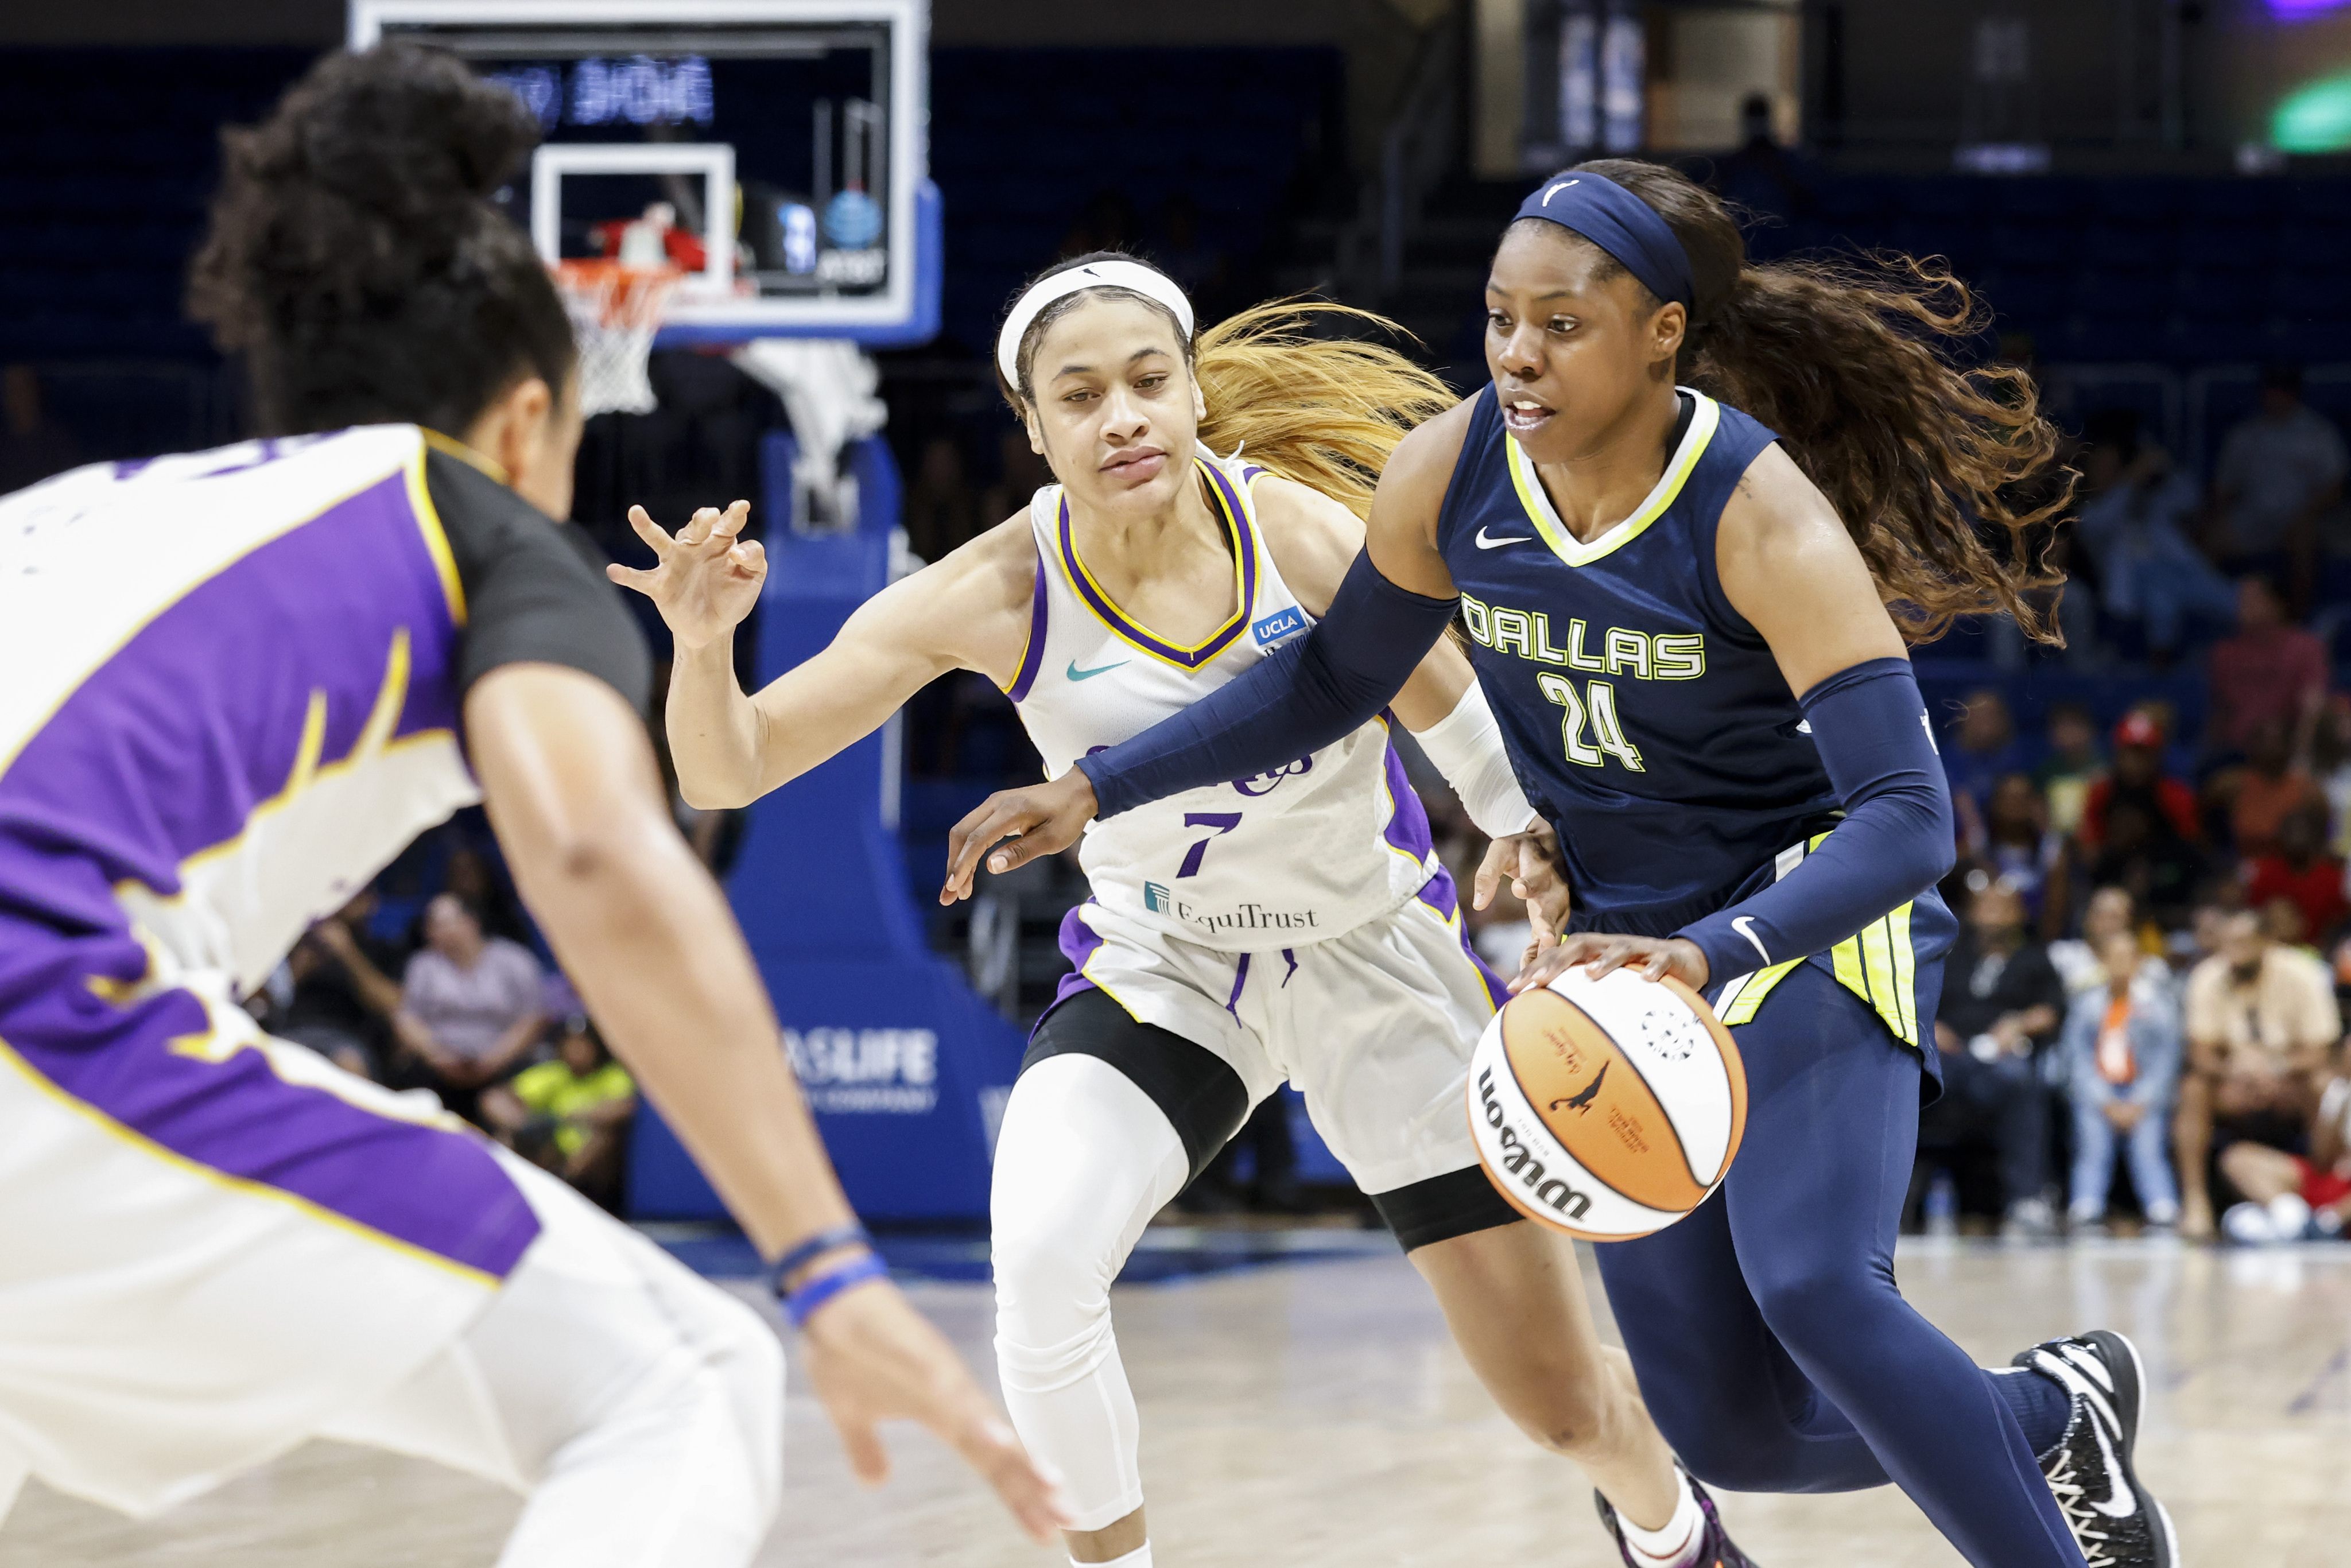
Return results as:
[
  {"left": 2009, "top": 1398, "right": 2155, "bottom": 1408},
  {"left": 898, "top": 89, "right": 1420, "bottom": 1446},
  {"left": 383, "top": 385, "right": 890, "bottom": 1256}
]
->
[
  {"left": 770, "top": 1222, "right": 873, "bottom": 1294},
  {"left": 782, "top": 1252, "right": 892, "bottom": 1330}
]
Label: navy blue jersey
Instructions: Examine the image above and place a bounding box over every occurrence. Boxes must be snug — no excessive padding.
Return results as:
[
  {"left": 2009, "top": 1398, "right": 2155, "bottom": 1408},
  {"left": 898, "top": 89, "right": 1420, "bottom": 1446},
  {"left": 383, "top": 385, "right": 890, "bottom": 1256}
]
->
[{"left": 1436, "top": 385, "right": 1841, "bottom": 938}]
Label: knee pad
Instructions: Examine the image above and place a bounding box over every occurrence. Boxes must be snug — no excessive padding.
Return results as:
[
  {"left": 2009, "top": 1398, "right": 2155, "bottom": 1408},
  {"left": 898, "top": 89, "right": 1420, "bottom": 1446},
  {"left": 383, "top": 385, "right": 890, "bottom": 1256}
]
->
[{"left": 990, "top": 1222, "right": 1119, "bottom": 1394}]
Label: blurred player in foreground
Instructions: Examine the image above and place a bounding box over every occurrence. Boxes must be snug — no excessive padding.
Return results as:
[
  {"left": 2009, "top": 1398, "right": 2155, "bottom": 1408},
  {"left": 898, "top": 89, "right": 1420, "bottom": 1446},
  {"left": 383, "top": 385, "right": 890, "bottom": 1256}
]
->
[
  {"left": 620, "top": 259, "right": 1756, "bottom": 1568},
  {"left": 0, "top": 44, "right": 1061, "bottom": 1564}
]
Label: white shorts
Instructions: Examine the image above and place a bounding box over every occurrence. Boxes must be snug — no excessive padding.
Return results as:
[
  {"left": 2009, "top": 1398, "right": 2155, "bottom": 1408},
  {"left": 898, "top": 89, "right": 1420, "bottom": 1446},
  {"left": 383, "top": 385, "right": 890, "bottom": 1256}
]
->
[{"left": 1053, "top": 868, "right": 1509, "bottom": 1196}]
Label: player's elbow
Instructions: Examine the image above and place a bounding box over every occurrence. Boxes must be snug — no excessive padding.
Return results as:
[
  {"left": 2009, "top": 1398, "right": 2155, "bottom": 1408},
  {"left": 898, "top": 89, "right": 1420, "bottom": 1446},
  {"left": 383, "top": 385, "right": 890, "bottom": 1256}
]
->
[{"left": 676, "top": 770, "right": 754, "bottom": 812}]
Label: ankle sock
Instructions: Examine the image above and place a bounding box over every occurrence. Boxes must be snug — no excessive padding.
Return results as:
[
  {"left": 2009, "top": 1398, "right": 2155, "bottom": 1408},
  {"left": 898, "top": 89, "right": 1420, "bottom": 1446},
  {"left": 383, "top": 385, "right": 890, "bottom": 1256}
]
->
[
  {"left": 1615, "top": 1469, "right": 1704, "bottom": 1568},
  {"left": 1989, "top": 1364, "right": 2071, "bottom": 1458},
  {"left": 1074, "top": 1545, "right": 1150, "bottom": 1568}
]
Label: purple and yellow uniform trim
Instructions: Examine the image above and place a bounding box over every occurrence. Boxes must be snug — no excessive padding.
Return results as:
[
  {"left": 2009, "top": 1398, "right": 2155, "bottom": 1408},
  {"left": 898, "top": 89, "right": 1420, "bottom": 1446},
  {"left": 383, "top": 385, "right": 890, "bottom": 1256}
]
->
[
  {"left": 0, "top": 427, "right": 535, "bottom": 1280},
  {"left": 1055, "top": 457, "right": 1260, "bottom": 670}
]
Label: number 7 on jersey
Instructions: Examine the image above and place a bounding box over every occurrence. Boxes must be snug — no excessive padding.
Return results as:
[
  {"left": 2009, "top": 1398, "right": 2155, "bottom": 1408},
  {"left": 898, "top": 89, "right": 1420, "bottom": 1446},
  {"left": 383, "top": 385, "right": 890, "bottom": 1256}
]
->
[{"left": 1177, "top": 813, "right": 1242, "bottom": 878}]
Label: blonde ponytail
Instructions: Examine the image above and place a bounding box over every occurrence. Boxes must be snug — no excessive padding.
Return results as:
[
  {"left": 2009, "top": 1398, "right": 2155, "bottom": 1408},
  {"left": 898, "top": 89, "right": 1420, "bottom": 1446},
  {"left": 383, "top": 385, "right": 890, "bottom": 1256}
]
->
[{"left": 1193, "top": 300, "right": 1457, "bottom": 520}]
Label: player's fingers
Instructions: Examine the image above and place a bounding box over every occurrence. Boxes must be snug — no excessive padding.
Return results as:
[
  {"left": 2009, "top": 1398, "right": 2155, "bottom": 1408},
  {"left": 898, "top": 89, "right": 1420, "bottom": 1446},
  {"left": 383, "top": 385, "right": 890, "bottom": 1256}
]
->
[
  {"left": 942, "top": 802, "right": 1027, "bottom": 902},
  {"left": 984, "top": 823, "right": 1040, "bottom": 876},
  {"left": 830, "top": 1412, "right": 891, "bottom": 1488},
  {"left": 677, "top": 506, "right": 726, "bottom": 548},
  {"left": 1471, "top": 836, "right": 1513, "bottom": 910},
  {"left": 605, "top": 562, "right": 657, "bottom": 595},
  {"left": 700, "top": 504, "right": 747, "bottom": 549},
  {"left": 623, "top": 504, "right": 673, "bottom": 558},
  {"left": 1581, "top": 938, "right": 1638, "bottom": 980},
  {"left": 1508, "top": 936, "right": 1590, "bottom": 992},
  {"left": 731, "top": 537, "right": 767, "bottom": 573}
]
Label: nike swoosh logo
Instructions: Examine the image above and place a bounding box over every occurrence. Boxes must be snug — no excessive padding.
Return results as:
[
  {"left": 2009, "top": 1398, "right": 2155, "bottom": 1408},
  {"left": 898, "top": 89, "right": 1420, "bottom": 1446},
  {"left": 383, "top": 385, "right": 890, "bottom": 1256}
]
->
[
  {"left": 1732, "top": 917, "right": 1771, "bottom": 964},
  {"left": 1475, "top": 527, "right": 1531, "bottom": 549},
  {"left": 1066, "top": 658, "right": 1128, "bottom": 682},
  {"left": 2086, "top": 1415, "right": 2137, "bottom": 1519}
]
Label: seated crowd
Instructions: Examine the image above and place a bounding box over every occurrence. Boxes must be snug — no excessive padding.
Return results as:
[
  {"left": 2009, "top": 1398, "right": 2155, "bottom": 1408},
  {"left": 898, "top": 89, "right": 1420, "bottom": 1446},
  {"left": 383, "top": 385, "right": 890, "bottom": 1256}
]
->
[
  {"left": 1914, "top": 559, "right": 2351, "bottom": 1242},
  {"left": 245, "top": 832, "right": 638, "bottom": 1210}
]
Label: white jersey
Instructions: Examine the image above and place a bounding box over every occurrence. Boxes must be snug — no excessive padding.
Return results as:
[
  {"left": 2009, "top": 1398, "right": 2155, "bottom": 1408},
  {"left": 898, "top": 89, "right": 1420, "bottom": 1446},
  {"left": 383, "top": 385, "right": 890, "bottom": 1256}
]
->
[{"left": 1005, "top": 448, "right": 1438, "bottom": 952}]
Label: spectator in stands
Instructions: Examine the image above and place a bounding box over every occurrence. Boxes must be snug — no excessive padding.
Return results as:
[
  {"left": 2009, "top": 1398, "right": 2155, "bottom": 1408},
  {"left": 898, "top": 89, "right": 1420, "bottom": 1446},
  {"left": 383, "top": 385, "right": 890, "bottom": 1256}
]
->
[
  {"left": 1943, "top": 688, "right": 2022, "bottom": 836},
  {"left": 482, "top": 1015, "right": 636, "bottom": 1209},
  {"left": 2318, "top": 694, "right": 2351, "bottom": 860},
  {"left": 1709, "top": 91, "right": 1814, "bottom": 223},
  {"left": 2079, "top": 711, "right": 2207, "bottom": 927},
  {"left": 2213, "top": 1047, "right": 2351, "bottom": 1243},
  {"left": 2175, "top": 907, "right": 2342, "bottom": 1239},
  {"left": 276, "top": 892, "right": 407, "bottom": 1079},
  {"left": 443, "top": 843, "right": 530, "bottom": 946},
  {"left": 2208, "top": 363, "right": 2346, "bottom": 612},
  {"left": 2073, "top": 407, "right": 2234, "bottom": 666},
  {"left": 2049, "top": 884, "right": 2168, "bottom": 997},
  {"left": 394, "top": 892, "right": 546, "bottom": 1121},
  {"left": 2207, "top": 573, "right": 2329, "bottom": 760},
  {"left": 2032, "top": 700, "right": 2104, "bottom": 837},
  {"left": 2216, "top": 716, "right": 2325, "bottom": 858},
  {"left": 0, "top": 364, "right": 81, "bottom": 495},
  {"left": 1925, "top": 878, "right": 2070, "bottom": 1235},
  {"left": 2063, "top": 927, "right": 2185, "bottom": 1232},
  {"left": 1966, "top": 772, "right": 2061, "bottom": 930}
]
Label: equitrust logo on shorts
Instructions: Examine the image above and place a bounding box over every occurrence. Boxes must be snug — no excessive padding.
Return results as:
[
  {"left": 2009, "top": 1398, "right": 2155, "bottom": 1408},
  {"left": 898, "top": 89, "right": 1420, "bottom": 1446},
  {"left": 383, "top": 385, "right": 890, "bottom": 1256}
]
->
[{"left": 1142, "top": 882, "right": 1322, "bottom": 933}]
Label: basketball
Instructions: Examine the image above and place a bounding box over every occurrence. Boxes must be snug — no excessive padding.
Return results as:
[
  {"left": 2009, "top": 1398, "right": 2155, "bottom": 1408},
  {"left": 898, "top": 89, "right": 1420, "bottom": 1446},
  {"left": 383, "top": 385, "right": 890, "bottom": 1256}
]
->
[{"left": 1468, "top": 968, "right": 1748, "bottom": 1242}]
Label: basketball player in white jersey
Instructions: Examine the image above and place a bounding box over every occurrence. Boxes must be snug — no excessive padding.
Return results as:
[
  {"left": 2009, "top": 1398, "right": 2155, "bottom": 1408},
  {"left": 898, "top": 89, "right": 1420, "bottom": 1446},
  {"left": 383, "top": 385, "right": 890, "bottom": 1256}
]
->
[
  {"left": 0, "top": 46, "right": 1062, "bottom": 1563},
  {"left": 628, "top": 255, "right": 1756, "bottom": 1568}
]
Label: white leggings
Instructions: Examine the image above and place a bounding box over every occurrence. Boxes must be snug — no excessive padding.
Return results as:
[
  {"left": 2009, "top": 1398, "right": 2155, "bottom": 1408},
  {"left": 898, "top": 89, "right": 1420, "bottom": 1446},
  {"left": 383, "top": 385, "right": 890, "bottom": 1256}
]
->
[
  {"left": 991, "top": 1054, "right": 1193, "bottom": 1534},
  {"left": 321, "top": 1154, "right": 786, "bottom": 1566}
]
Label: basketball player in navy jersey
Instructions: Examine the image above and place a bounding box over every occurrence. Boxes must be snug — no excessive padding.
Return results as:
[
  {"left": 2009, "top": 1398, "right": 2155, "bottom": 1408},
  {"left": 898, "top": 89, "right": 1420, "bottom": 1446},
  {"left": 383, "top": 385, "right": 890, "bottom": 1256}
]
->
[
  {"left": 0, "top": 46, "right": 1060, "bottom": 1562},
  {"left": 945, "top": 162, "right": 2177, "bottom": 1568}
]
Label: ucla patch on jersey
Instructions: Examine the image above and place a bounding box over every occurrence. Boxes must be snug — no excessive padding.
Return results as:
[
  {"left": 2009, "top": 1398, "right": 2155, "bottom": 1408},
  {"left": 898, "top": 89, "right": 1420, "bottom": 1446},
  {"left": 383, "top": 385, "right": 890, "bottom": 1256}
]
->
[{"left": 1251, "top": 606, "right": 1307, "bottom": 646}]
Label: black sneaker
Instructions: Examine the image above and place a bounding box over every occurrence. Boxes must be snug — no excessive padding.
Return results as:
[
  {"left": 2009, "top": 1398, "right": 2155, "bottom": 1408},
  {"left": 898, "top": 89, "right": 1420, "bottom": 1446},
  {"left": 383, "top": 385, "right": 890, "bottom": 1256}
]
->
[
  {"left": 1594, "top": 1471, "right": 1758, "bottom": 1567},
  {"left": 2011, "top": 1331, "right": 2178, "bottom": 1568}
]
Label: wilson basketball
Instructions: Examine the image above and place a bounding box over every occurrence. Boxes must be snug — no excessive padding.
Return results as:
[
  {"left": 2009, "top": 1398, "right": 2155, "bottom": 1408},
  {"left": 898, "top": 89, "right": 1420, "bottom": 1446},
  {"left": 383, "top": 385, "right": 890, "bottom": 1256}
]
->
[{"left": 1467, "top": 968, "right": 1748, "bottom": 1241}]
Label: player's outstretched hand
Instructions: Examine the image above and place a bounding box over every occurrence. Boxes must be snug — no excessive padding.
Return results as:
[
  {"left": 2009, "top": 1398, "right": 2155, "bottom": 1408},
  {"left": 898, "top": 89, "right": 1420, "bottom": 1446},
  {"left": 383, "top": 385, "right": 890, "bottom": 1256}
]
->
[
  {"left": 1473, "top": 820, "right": 1573, "bottom": 976},
  {"left": 606, "top": 500, "right": 766, "bottom": 651},
  {"left": 799, "top": 1276, "right": 1070, "bottom": 1543},
  {"left": 1510, "top": 932, "right": 1710, "bottom": 994},
  {"left": 939, "top": 770, "right": 1098, "bottom": 904}
]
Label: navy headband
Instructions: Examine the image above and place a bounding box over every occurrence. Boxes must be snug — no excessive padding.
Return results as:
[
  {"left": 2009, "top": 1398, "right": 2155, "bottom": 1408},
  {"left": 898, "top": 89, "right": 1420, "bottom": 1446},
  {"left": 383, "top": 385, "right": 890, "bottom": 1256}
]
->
[{"left": 1512, "top": 172, "right": 1694, "bottom": 309}]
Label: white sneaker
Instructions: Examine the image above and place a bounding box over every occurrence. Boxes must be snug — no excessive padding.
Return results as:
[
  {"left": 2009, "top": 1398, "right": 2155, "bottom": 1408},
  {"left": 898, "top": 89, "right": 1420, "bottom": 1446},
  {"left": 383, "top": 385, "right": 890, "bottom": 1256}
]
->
[{"left": 2222, "top": 1201, "right": 2279, "bottom": 1244}]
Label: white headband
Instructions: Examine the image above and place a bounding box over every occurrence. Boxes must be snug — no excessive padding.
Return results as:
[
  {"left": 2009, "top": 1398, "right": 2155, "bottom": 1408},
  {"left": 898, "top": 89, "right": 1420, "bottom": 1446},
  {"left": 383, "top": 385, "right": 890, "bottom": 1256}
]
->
[{"left": 995, "top": 260, "right": 1196, "bottom": 387}]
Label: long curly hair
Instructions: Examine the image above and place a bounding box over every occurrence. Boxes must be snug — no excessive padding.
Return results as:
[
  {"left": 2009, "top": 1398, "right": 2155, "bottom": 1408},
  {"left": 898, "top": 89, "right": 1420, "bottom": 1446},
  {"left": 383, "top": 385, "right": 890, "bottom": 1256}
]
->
[
  {"left": 188, "top": 42, "right": 575, "bottom": 437},
  {"left": 999, "top": 255, "right": 1454, "bottom": 519},
  {"left": 1541, "top": 159, "right": 2071, "bottom": 645}
]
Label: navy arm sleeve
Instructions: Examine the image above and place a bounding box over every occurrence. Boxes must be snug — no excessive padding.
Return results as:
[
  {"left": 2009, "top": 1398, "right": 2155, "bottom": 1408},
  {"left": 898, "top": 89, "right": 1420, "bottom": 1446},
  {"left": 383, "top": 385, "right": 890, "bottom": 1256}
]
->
[
  {"left": 1674, "top": 657, "right": 1954, "bottom": 985},
  {"left": 1076, "top": 550, "right": 1459, "bottom": 818}
]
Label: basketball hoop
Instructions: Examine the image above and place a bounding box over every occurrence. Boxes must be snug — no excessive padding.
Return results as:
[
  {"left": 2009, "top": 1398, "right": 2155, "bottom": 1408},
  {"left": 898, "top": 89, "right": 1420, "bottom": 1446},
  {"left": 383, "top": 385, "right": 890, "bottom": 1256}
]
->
[{"left": 553, "top": 259, "right": 682, "bottom": 418}]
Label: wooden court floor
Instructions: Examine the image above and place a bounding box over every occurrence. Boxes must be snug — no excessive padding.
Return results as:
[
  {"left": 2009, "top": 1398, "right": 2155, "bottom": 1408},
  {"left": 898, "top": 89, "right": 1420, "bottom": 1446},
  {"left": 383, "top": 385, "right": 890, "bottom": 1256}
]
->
[{"left": 6, "top": 1236, "right": 2347, "bottom": 1566}]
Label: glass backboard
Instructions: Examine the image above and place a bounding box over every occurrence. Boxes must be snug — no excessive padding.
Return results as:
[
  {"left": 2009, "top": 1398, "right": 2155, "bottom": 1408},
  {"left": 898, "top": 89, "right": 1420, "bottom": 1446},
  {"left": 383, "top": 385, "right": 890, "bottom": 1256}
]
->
[{"left": 348, "top": 0, "right": 937, "bottom": 345}]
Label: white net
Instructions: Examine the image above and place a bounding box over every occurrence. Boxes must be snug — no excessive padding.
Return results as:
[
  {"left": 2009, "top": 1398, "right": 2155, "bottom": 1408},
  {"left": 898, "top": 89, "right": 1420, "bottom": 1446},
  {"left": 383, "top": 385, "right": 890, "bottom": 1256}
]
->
[{"left": 553, "top": 261, "right": 682, "bottom": 417}]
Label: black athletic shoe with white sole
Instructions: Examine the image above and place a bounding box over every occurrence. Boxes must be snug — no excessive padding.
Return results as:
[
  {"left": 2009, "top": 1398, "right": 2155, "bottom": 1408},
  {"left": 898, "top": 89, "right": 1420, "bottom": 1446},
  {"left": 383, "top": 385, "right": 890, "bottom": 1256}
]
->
[
  {"left": 2011, "top": 1330, "right": 2178, "bottom": 1568},
  {"left": 1594, "top": 1472, "right": 1759, "bottom": 1568}
]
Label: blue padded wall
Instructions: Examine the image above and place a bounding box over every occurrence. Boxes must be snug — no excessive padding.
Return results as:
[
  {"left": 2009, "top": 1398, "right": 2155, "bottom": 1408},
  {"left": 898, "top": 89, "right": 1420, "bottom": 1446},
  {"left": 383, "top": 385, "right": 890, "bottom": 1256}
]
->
[{"left": 625, "top": 434, "right": 1029, "bottom": 1222}]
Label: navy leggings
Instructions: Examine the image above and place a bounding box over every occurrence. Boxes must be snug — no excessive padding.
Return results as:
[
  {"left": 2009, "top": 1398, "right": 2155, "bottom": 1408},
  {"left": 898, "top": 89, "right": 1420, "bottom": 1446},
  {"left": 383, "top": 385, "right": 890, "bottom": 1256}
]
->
[{"left": 1595, "top": 964, "right": 2085, "bottom": 1568}]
